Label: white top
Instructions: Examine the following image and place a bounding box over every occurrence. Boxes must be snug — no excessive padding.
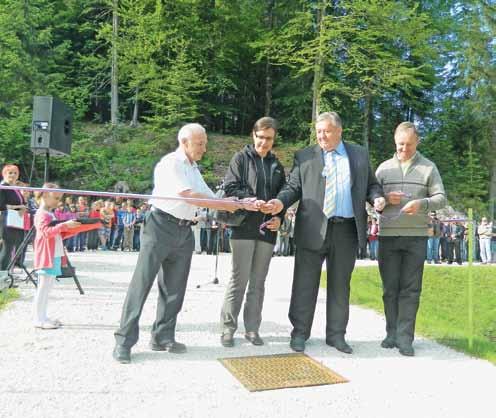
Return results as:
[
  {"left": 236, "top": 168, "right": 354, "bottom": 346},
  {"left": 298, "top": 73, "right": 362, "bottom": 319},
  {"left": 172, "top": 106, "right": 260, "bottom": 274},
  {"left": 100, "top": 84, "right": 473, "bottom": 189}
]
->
[
  {"left": 47, "top": 212, "right": 65, "bottom": 257},
  {"left": 148, "top": 148, "right": 215, "bottom": 220},
  {"left": 478, "top": 223, "right": 493, "bottom": 239}
]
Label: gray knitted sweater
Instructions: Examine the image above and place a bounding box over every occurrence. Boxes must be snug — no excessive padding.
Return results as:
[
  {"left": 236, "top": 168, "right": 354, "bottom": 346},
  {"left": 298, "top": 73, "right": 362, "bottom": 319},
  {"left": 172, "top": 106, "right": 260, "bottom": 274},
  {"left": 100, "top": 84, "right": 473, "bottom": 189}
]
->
[{"left": 375, "top": 152, "right": 447, "bottom": 236}]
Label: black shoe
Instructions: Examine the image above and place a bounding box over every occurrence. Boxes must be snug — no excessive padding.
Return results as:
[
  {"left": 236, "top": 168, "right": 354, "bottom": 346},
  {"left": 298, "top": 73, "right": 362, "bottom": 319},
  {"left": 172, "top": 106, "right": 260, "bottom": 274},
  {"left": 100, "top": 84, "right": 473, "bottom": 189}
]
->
[
  {"left": 150, "top": 340, "right": 187, "bottom": 354},
  {"left": 113, "top": 345, "right": 131, "bottom": 364},
  {"left": 397, "top": 344, "right": 415, "bottom": 357},
  {"left": 221, "top": 333, "right": 234, "bottom": 347},
  {"left": 381, "top": 335, "right": 397, "bottom": 349},
  {"left": 245, "top": 332, "right": 264, "bottom": 346},
  {"left": 326, "top": 338, "right": 353, "bottom": 354},
  {"left": 290, "top": 336, "right": 306, "bottom": 352}
]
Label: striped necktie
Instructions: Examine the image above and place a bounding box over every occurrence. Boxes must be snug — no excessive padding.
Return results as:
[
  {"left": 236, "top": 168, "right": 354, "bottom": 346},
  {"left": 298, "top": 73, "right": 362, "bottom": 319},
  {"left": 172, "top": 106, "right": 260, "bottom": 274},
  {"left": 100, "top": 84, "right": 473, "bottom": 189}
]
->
[{"left": 323, "top": 150, "right": 337, "bottom": 218}]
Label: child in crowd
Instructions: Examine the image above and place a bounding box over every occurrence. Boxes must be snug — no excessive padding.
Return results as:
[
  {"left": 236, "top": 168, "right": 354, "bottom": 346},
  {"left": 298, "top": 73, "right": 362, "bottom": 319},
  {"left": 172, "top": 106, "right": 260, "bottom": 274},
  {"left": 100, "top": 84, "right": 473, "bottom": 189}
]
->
[{"left": 32, "top": 184, "right": 81, "bottom": 329}]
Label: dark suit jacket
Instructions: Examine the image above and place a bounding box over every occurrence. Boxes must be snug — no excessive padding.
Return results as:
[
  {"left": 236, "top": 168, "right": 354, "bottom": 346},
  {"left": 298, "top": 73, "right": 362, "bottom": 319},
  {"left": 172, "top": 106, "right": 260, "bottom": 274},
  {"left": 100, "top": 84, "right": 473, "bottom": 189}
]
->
[{"left": 277, "top": 142, "right": 383, "bottom": 250}]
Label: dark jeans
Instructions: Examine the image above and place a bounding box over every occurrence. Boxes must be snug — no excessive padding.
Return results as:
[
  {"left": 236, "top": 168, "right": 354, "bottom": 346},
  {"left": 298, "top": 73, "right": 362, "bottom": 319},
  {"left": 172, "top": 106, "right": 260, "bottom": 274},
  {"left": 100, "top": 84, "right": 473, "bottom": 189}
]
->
[
  {"left": 440, "top": 236, "right": 449, "bottom": 261},
  {"left": 369, "top": 239, "right": 378, "bottom": 260},
  {"left": 65, "top": 236, "right": 76, "bottom": 252},
  {"left": 114, "top": 210, "right": 194, "bottom": 348},
  {"left": 77, "top": 232, "right": 87, "bottom": 251},
  {"left": 289, "top": 219, "right": 358, "bottom": 341},
  {"left": 112, "top": 225, "right": 124, "bottom": 249},
  {"left": 133, "top": 228, "right": 140, "bottom": 251},
  {"left": 378, "top": 236, "right": 427, "bottom": 346},
  {"left": 0, "top": 227, "right": 25, "bottom": 270},
  {"left": 426, "top": 237, "right": 440, "bottom": 262}
]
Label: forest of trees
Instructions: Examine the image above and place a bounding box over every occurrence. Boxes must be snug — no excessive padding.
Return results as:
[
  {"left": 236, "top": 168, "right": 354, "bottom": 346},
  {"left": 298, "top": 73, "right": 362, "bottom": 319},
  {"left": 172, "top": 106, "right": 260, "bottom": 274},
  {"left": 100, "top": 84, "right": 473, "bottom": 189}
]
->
[{"left": 0, "top": 0, "right": 494, "bottom": 217}]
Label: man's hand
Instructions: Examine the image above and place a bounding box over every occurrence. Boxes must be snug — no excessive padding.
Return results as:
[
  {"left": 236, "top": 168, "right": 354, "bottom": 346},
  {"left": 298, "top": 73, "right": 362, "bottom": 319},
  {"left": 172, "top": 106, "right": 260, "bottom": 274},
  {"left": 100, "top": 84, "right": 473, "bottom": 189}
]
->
[
  {"left": 220, "top": 197, "right": 244, "bottom": 212},
  {"left": 386, "top": 191, "right": 408, "bottom": 205},
  {"left": 265, "top": 216, "right": 281, "bottom": 231},
  {"left": 239, "top": 197, "right": 260, "bottom": 212},
  {"left": 64, "top": 220, "right": 81, "bottom": 229},
  {"left": 401, "top": 200, "right": 421, "bottom": 215},
  {"left": 373, "top": 197, "right": 386, "bottom": 212},
  {"left": 260, "top": 199, "right": 284, "bottom": 215}
]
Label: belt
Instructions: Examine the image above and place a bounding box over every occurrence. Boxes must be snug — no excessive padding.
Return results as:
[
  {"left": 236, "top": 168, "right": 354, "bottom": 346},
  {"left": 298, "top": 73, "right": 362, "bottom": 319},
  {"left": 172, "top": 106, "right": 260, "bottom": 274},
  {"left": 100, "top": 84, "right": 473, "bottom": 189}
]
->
[
  {"left": 328, "top": 216, "right": 355, "bottom": 224},
  {"left": 153, "top": 208, "right": 197, "bottom": 226}
]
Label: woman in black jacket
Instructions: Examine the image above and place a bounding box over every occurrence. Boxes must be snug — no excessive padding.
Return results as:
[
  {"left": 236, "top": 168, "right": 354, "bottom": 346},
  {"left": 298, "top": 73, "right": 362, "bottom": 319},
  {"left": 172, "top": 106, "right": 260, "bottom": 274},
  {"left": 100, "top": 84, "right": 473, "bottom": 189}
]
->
[
  {"left": 0, "top": 164, "right": 26, "bottom": 270},
  {"left": 220, "top": 117, "right": 286, "bottom": 347}
]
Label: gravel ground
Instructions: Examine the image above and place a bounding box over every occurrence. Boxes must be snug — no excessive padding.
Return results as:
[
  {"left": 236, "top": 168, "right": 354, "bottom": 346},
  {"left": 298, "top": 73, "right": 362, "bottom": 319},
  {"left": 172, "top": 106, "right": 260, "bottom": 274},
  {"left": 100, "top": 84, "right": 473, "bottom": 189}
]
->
[{"left": 0, "top": 251, "right": 493, "bottom": 418}]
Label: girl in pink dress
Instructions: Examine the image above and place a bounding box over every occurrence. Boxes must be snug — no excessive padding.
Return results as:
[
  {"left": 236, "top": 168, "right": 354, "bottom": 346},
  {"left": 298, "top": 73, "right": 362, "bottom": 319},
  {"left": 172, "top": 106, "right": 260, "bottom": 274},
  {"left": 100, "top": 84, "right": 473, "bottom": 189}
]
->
[{"left": 32, "top": 183, "right": 81, "bottom": 329}]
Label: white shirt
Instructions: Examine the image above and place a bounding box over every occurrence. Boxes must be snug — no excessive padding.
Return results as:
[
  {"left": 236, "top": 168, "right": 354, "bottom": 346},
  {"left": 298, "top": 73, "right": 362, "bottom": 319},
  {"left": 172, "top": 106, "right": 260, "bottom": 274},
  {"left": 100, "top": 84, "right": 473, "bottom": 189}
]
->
[{"left": 149, "top": 148, "right": 215, "bottom": 220}]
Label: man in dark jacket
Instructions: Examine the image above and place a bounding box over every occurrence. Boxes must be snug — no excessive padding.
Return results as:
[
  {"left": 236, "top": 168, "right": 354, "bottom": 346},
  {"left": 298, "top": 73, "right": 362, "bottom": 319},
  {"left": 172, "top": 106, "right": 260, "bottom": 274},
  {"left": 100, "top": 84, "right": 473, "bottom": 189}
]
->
[{"left": 264, "top": 112, "right": 385, "bottom": 353}]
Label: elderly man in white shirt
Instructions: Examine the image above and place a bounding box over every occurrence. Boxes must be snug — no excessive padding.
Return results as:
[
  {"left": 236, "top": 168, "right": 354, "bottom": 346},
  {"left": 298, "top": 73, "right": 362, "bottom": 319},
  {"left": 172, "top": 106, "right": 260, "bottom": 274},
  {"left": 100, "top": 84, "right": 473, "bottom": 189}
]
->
[{"left": 113, "top": 123, "right": 255, "bottom": 364}]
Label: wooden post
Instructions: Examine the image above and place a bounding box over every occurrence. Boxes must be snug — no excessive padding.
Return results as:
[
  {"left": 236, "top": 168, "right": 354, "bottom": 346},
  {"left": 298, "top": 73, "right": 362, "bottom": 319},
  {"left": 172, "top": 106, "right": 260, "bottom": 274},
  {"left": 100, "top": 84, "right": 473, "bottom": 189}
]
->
[{"left": 467, "top": 208, "right": 474, "bottom": 350}]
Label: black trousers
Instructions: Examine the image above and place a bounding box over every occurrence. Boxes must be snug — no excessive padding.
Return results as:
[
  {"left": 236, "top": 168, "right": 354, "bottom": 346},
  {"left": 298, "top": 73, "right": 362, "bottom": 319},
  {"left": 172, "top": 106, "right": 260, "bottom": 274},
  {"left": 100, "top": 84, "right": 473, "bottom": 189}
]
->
[
  {"left": 289, "top": 219, "right": 358, "bottom": 341},
  {"left": 114, "top": 210, "right": 194, "bottom": 348},
  {"left": 447, "top": 238, "right": 462, "bottom": 264},
  {"left": 0, "top": 226, "right": 25, "bottom": 270},
  {"left": 378, "top": 236, "right": 427, "bottom": 346}
]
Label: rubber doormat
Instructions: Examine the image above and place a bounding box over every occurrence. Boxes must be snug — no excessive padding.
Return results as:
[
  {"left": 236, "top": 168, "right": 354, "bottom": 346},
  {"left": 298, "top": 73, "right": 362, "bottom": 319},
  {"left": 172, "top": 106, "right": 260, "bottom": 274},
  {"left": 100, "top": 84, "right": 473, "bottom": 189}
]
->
[{"left": 219, "top": 353, "right": 348, "bottom": 392}]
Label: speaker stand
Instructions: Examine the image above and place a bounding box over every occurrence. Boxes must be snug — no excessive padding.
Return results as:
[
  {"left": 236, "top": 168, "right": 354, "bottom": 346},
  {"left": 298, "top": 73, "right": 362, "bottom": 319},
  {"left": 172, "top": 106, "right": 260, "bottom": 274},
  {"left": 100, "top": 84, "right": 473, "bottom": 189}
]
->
[{"left": 44, "top": 150, "right": 50, "bottom": 183}]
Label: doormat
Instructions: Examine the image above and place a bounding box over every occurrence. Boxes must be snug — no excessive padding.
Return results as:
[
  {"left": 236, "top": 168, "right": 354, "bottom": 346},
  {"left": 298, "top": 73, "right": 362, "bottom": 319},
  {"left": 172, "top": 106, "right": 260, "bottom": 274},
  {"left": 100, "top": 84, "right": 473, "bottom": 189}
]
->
[{"left": 219, "top": 353, "right": 348, "bottom": 392}]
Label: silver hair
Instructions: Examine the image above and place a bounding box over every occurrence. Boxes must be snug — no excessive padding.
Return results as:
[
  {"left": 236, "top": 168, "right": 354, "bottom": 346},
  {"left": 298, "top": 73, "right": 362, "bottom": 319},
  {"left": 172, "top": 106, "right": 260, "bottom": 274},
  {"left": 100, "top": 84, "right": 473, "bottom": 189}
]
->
[
  {"left": 316, "top": 112, "right": 342, "bottom": 128},
  {"left": 394, "top": 122, "right": 419, "bottom": 139},
  {"left": 177, "top": 123, "right": 206, "bottom": 144}
]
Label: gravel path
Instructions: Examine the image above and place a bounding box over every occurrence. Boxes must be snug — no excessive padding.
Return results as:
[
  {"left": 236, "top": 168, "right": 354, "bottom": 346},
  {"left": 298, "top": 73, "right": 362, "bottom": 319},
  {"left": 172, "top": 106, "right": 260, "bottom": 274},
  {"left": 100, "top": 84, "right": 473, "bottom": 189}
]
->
[{"left": 0, "top": 252, "right": 493, "bottom": 418}]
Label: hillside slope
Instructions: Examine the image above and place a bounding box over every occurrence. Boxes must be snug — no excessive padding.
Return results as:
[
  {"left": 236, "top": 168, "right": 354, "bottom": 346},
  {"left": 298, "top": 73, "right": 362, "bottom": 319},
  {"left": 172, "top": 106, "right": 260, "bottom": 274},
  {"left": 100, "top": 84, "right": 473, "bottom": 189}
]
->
[{"left": 47, "top": 123, "right": 304, "bottom": 193}]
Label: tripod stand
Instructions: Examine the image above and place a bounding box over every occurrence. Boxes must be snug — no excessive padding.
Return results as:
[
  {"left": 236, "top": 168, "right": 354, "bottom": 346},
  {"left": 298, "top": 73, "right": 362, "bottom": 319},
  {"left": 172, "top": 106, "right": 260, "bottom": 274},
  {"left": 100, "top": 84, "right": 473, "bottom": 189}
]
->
[
  {"left": 6, "top": 226, "right": 37, "bottom": 288},
  {"left": 7, "top": 225, "right": 85, "bottom": 295},
  {"left": 196, "top": 227, "right": 221, "bottom": 289}
]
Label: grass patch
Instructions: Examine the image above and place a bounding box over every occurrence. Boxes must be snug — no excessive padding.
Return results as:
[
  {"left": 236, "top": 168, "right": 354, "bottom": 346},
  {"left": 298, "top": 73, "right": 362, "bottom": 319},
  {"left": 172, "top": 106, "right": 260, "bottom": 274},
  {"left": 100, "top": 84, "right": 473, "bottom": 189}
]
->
[
  {"left": 0, "top": 288, "right": 19, "bottom": 311},
  {"left": 321, "top": 266, "right": 496, "bottom": 364}
]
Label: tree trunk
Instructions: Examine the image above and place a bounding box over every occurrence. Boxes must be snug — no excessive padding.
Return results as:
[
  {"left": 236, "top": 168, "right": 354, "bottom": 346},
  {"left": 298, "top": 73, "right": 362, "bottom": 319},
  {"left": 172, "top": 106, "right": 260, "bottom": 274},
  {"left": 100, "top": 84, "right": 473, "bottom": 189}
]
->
[
  {"left": 311, "top": 1, "right": 326, "bottom": 139},
  {"left": 264, "top": 0, "right": 276, "bottom": 116},
  {"left": 490, "top": 125, "right": 496, "bottom": 220},
  {"left": 362, "top": 93, "right": 372, "bottom": 153},
  {"left": 130, "top": 87, "right": 139, "bottom": 127},
  {"left": 110, "top": 0, "right": 119, "bottom": 126}
]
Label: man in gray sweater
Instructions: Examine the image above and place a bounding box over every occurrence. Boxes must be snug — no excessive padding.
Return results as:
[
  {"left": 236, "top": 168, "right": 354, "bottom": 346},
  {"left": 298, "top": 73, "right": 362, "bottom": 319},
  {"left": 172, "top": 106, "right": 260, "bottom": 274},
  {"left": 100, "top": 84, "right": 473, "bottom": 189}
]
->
[{"left": 375, "top": 122, "right": 447, "bottom": 356}]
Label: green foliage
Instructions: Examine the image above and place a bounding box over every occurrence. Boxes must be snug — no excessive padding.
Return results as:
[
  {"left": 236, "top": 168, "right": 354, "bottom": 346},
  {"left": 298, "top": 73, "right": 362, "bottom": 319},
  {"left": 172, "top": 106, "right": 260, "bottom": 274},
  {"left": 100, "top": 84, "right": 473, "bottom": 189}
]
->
[
  {"left": 322, "top": 266, "right": 496, "bottom": 364},
  {"left": 0, "top": 288, "right": 19, "bottom": 312}
]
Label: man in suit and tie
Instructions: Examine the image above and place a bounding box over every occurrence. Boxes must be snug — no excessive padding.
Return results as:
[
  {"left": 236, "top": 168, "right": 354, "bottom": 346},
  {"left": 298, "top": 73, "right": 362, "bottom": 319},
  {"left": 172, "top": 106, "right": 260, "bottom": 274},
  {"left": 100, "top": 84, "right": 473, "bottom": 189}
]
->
[{"left": 264, "top": 112, "right": 385, "bottom": 353}]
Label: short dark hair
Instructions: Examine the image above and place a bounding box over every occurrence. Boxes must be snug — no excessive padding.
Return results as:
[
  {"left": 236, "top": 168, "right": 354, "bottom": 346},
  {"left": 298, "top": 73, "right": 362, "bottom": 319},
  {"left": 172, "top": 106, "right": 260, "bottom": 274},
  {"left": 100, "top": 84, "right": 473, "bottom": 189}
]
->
[{"left": 252, "top": 117, "right": 278, "bottom": 134}]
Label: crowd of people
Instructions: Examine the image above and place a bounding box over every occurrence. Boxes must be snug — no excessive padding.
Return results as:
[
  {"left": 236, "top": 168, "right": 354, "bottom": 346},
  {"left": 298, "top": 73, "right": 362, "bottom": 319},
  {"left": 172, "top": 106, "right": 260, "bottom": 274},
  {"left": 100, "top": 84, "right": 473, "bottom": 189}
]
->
[
  {"left": 362, "top": 212, "right": 496, "bottom": 264},
  {"left": 0, "top": 114, "right": 495, "bottom": 364},
  {"left": 0, "top": 174, "right": 151, "bottom": 259}
]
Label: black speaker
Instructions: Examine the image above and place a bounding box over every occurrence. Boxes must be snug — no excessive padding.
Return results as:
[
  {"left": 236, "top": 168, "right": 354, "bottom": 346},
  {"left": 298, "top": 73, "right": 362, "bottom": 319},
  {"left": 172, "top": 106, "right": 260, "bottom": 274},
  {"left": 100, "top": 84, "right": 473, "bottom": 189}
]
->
[{"left": 31, "top": 96, "right": 72, "bottom": 156}]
